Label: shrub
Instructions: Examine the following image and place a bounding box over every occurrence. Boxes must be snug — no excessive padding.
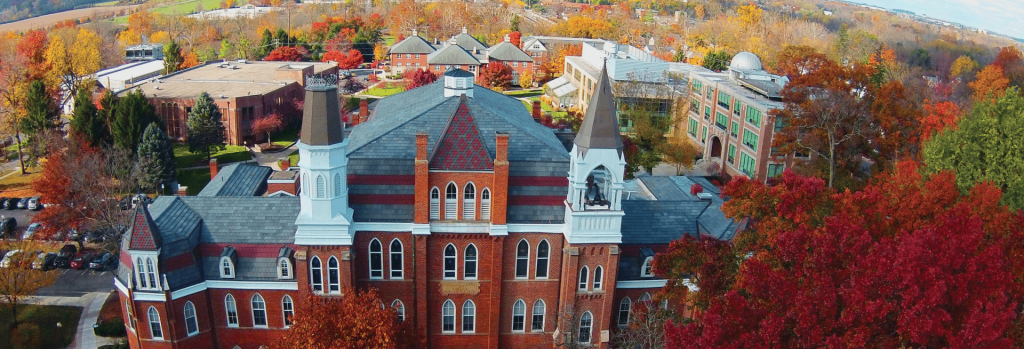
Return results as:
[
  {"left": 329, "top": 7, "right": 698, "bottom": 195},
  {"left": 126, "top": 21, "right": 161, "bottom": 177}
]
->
[{"left": 94, "top": 319, "right": 127, "bottom": 337}]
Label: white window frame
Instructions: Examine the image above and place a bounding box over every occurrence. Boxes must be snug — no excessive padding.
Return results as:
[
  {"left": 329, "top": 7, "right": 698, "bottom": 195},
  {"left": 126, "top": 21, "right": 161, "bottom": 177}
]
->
[
  {"left": 251, "top": 294, "right": 267, "bottom": 328},
  {"left": 316, "top": 175, "right": 326, "bottom": 198},
  {"left": 480, "top": 188, "right": 491, "bottom": 220},
  {"left": 639, "top": 293, "right": 652, "bottom": 302},
  {"left": 146, "top": 258, "right": 158, "bottom": 290},
  {"left": 464, "top": 244, "right": 477, "bottom": 280},
  {"left": 535, "top": 240, "right": 549, "bottom": 279},
  {"left": 512, "top": 299, "right": 526, "bottom": 332},
  {"left": 310, "top": 256, "right": 323, "bottom": 292},
  {"left": 390, "top": 239, "right": 404, "bottom": 279},
  {"left": 333, "top": 173, "right": 342, "bottom": 197},
  {"left": 443, "top": 243, "right": 458, "bottom": 279},
  {"left": 578, "top": 311, "right": 593, "bottom": 344},
  {"left": 282, "top": 295, "right": 294, "bottom": 328},
  {"left": 135, "top": 258, "right": 148, "bottom": 289},
  {"left": 184, "top": 301, "right": 199, "bottom": 336},
  {"left": 515, "top": 240, "right": 529, "bottom": 279},
  {"left": 126, "top": 300, "right": 136, "bottom": 331},
  {"left": 225, "top": 294, "right": 238, "bottom": 327},
  {"left": 442, "top": 299, "right": 456, "bottom": 333},
  {"left": 220, "top": 256, "right": 235, "bottom": 279},
  {"left": 617, "top": 297, "right": 631, "bottom": 328},
  {"left": 391, "top": 299, "right": 405, "bottom": 322},
  {"left": 593, "top": 266, "right": 603, "bottom": 290},
  {"left": 463, "top": 182, "right": 476, "bottom": 220},
  {"left": 277, "top": 258, "right": 292, "bottom": 279},
  {"left": 369, "top": 239, "right": 383, "bottom": 279},
  {"left": 445, "top": 182, "right": 458, "bottom": 220},
  {"left": 531, "top": 299, "right": 545, "bottom": 332},
  {"left": 148, "top": 307, "right": 163, "bottom": 340},
  {"left": 302, "top": 173, "right": 308, "bottom": 196},
  {"left": 327, "top": 256, "right": 340, "bottom": 293},
  {"left": 462, "top": 300, "right": 476, "bottom": 333},
  {"left": 430, "top": 187, "right": 440, "bottom": 220},
  {"left": 641, "top": 257, "right": 654, "bottom": 277},
  {"left": 578, "top": 266, "right": 589, "bottom": 291}
]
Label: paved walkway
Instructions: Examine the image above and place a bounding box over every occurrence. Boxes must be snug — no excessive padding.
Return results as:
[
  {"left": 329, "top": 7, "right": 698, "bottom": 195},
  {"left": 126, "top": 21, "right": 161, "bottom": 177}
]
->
[
  {"left": 250, "top": 140, "right": 299, "bottom": 171},
  {"left": 19, "top": 291, "right": 112, "bottom": 349}
]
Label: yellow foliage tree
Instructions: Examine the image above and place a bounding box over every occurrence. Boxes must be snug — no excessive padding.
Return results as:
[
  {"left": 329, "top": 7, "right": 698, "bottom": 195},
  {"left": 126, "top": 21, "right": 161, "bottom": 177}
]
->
[
  {"left": 695, "top": 4, "right": 705, "bottom": 20},
  {"left": 737, "top": 3, "right": 763, "bottom": 31},
  {"left": 949, "top": 55, "right": 978, "bottom": 78},
  {"left": 553, "top": 16, "right": 613, "bottom": 39},
  {"left": 0, "top": 240, "right": 61, "bottom": 326},
  {"left": 71, "top": 29, "right": 101, "bottom": 80},
  {"left": 373, "top": 43, "right": 388, "bottom": 62},
  {"left": 150, "top": 31, "right": 170, "bottom": 44},
  {"left": 43, "top": 35, "right": 70, "bottom": 93},
  {"left": 127, "top": 11, "right": 155, "bottom": 38},
  {"left": 117, "top": 28, "right": 141, "bottom": 47},
  {"left": 519, "top": 70, "right": 533, "bottom": 89}
]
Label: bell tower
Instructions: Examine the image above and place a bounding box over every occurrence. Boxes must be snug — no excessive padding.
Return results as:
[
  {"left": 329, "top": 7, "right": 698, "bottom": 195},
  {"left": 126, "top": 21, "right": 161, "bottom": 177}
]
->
[{"left": 294, "top": 75, "right": 354, "bottom": 246}]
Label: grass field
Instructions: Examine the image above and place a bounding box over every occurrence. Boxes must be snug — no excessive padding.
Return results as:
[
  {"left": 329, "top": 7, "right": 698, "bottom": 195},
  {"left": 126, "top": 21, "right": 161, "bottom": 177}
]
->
[
  {"left": 285, "top": 150, "right": 298, "bottom": 169},
  {"left": 520, "top": 97, "right": 566, "bottom": 120},
  {"left": 0, "top": 167, "right": 40, "bottom": 197},
  {"left": 177, "top": 168, "right": 211, "bottom": 195},
  {"left": 93, "top": 0, "right": 120, "bottom": 6},
  {"left": 383, "top": 35, "right": 396, "bottom": 46},
  {"left": 272, "top": 126, "right": 299, "bottom": 147},
  {"left": 151, "top": 0, "right": 248, "bottom": 15},
  {"left": 0, "top": 305, "right": 82, "bottom": 349},
  {"left": 173, "top": 143, "right": 251, "bottom": 168},
  {"left": 363, "top": 85, "right": 404, "bottom": 97},
  {"left": 504, "top": 89, "right": 543, "bottom": 98}
]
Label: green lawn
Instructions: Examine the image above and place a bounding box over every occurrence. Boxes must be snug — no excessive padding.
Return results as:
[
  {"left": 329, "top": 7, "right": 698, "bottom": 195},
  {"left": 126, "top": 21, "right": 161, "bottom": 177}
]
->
[
  {"left": 177, "top": 168, "right": 211, "bottom": 195},
  {"left": 92, "top": 0, "right": 120, "bottom": 6},
  {"left": 151, "top": 0, "right": 248, "bottom": 15},
  {"left": 0, "top": 305, "right": 82, "bottom": 349},
  {"left": 173, "top": 143, "right": 251, "bottom": 169},
  {"left": 504, "top": 89, "right": 543, "bottom": 98},
  {"left": 272, "top": 126, "right": 299, "bottom": 147},
  {"left": 363, "top": 86, "right": 404, "bottom": 97},
  {"left": 383, "top": 35, "right": 396, "bottom": 46},
  {"left": 285, "top": 150, "right": 298, "bottom": 169}
]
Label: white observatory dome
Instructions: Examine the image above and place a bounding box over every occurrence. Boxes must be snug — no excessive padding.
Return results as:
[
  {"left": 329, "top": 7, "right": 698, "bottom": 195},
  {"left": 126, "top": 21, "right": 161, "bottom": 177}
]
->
[{"left": 729, "top": 52, "right": 763, "bottom": 71}]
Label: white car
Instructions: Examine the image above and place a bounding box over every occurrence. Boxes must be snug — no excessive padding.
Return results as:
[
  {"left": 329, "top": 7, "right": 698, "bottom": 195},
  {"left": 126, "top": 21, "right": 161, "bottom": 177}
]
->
[
  {"left": 27, "top": 196, "right": 40, "bottom": 210},
  {"left": 22, "top": 223, "right": 40, "bottom": 240},
  {"left": 0, "top": 250, "right": 21, "bottom": 268}
]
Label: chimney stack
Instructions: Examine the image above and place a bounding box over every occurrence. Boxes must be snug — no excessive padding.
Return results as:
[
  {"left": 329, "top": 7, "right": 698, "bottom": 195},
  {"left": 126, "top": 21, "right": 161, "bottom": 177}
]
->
[
  {"left": 359, "top": 97, "right": 368, "bottom": 123},
  {"left": 280, "top": 158, "right": 291, "bottom": 171},
  {"left": 177, "top": 185, "right": 188, "bottom": 196},
  {"left": 209, "top": 159, "right": 219, "bottom": 180},
  {"left": 532, "top": 100, "right": 542, "bottom": 122}
]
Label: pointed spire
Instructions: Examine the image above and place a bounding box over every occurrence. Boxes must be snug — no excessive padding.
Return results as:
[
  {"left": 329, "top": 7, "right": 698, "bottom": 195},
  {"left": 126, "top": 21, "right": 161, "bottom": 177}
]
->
[
  {"left": 126, "top": 200, "right": 162, "bottom": 250},
  {"left": 574, "top": 62, "right": 623, "bottom": 154}
]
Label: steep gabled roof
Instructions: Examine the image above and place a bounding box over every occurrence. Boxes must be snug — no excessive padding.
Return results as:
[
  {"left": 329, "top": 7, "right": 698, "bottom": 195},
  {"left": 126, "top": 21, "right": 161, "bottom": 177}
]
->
[
  {"left": 198, "top": 163, "right": 273, "bottom": 197},
  {"left": 429, "top": 96, "right": 494, "bottom": 171},
  {"left": 455, "top": 32, "right": 488, "bottom": 52},
  {"left": 125, "top": 203, "right": 162, "bottom": 251},
  {"left": 427, "top": 44, "right": 481, "bottom": 66},
  {"left": 390, "top": 35, "right": 436, "bottom": 54},
  {"left": 486, "top": 41, "right": 533, "bottom": 62},
  {"left": 574, "top": 63, "right": 623, "bottom": 154}
]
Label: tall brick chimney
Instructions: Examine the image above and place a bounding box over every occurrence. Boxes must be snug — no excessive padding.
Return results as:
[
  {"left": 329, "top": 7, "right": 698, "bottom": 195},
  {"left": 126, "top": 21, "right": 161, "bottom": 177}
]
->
[
  {"left": 358, "top": 97, "right": 369, "bottom": 124},
  {"left": 532, "top": 100, "right": 542, "bottom": 122},
  {"left": 209, "top": 159, "right": 219, "bottom": 180}
]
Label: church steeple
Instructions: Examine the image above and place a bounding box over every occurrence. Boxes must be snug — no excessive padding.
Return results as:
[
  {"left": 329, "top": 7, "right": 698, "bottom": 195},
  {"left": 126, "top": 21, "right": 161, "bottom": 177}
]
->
[{"left": 574, "top": 63, "right": 623, "bottom": 155}]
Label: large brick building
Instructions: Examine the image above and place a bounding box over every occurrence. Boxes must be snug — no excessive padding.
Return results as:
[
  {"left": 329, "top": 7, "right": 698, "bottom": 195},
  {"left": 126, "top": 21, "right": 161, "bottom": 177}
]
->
[
  {"left": 390, "top": 28, "right": 534, "bottom": 81},
  {"left": 115, "top": 67, "right": 736, "bottom": 349}
]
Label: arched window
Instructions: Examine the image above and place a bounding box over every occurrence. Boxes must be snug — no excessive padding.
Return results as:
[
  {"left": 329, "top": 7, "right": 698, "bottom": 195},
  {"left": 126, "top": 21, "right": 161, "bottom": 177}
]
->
[
  {"left": 445, "top": 183, "right": 458, "bottom": 219},
  {"left": 146, "top": 258, "right": 157, "bottom": 289},
  {"left": 462, "top": 300, "right": 476, "bottom": 333},
  {"left": 369, "top": 239, "right": 383, "bottom": 279},
  {"left": 220, "top": 257, "right": 235, "bottom": 278},
  {"left": 327, "top": 256, "right": 340, "bottom": 293},
  {"left": 443, "top": 244, "right": 457, "bottom": 279},
  {"left": 536, "top": 240, "right": 550, "bottom": 278},
  {"left": 391, "top": 300, "right": 405, "bottom": 322},
  {"left": 333, "top": 173, "right": 342, "bottom": 197},
  {"left": 136, "top": 258, "right": 148, "bottom": 289},
  {"left": 464, "top": 244, "right": 477, "bottom": 279},
  {"left": 515, "top": 240, "right": 529, "bottom": 278},
  {"left": 302, "top": 173, "right": 309, "bottom": 196},
  {"left": 148, "top": 307, "right": 163, "bottom": 340},
  {"left": 430, "top": 187, "right": 441, "bottom": 220},
  {"left": 512, "top": 299, "right": 526, "bottom": 332},
  {"left": 617, "top": 297, "right": 631, "bottom": 327},
  {"left": 184, "top": 301, "right": 199, "bottom": 336},
  {"left": 282, "top": 295, "right": 294, "bottom": 328},
  {"left": 252, "top": 294, "right": 267, "bottom": 327},
  {"left": 639, "top": 293, "right": 652, "bottom": 303},
  {"left": 593, "top": 266, "right": 604, "bottom": 290},
  {"left": 641, "top": 257, "right": 654, "bottom": 277},
  {"left": 480, "top": 188, "right": 491, "bottom": 220},
  {"left": 442, "top": 300, "right": 455, "bottom": 333},
  {"left": 531, "top": 300, "right": 546, "bottom": 332},
  {"left": 310, "top": 256, "right": 323, "bottom": 292},
  {"left": 278, "top": 258, "right": 292, "bottom": 279},
  {"left": 390, "top": 239, "right": 404, "bottom": 279},
  {"left": 225, "top": 294, "right": 238, "bottom": 327},
  {"left": 578, "top": 266, "right": 589, "bottom": 291},
  {"left": 125, "top": 300, "right": 136, "bottom": 330},
  {"left": 463, "top": 183, "right": 476, "bottom": 220},
  {"left": 316, "top": 175, "right": 326, "bottom": 198},
  {"left": 578, "top": 311, "right": 593, "bottom": 344}
]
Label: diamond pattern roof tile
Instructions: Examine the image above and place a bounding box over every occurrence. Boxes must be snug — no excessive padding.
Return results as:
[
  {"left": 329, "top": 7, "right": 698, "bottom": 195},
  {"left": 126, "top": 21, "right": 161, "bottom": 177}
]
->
[{"left": 429, "top": 98, "right": 494, "bottom": 171}]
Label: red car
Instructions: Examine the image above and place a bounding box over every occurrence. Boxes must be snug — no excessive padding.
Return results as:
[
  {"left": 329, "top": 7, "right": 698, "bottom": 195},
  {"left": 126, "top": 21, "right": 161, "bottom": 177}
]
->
[{"left": 70, "top": 252, "right": 95, "bottom": 270}]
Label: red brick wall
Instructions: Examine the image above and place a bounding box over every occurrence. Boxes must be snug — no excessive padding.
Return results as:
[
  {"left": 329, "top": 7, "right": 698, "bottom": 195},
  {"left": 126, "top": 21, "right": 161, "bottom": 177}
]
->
[
  {"left": 206, "top": 288, "right": 295, "bottom": 349},
  {"left": 391, "top": 53, "right": 429, "bottom": 72}
]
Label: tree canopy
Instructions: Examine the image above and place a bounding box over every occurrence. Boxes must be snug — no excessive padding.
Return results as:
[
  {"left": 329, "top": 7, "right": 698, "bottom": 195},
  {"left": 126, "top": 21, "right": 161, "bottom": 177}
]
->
[
  {"left": 186, "top": 92, "right": 227, "bottom": 162},
  {"left": 271, "top": 289, "right": 420, "bottom": 349},
  {"left": 136, "top": 123, "right": 177, "bottom": 193},
  {"left": 111, "top": 89, "right": 158, "bottom": 155}
]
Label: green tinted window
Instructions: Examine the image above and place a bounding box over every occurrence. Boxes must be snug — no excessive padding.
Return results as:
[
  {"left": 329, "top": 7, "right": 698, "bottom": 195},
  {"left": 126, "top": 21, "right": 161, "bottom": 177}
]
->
[
  {"left": 716, "top": 112, "right": 728, "bottom": 129},
  {"left": 731, "top": 121, "right": 739, "bottom": 137},
  {"left": 688, "top": 118, "right": 698, "bottom": 136},
  {"left": 743, "top": 129, "right": 759, "bottom": 149},
  {"left": 739, "top": 152, "right": 756, "bottom": 177},
  {"left": 746, "top": 107, "right": 762, "bottom": 127},
  {"left": 728, "top": 144, "right": 736, "bottom": 164}
]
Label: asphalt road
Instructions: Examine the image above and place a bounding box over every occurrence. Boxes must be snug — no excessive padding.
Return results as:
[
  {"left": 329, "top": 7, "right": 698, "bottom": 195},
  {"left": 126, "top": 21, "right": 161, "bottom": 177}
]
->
[
  {"left": 0, "top": 204, "right": 40, "bottom": 238},
  {"left": 35, "top": 266, "right": 117, "bottom": 297}
]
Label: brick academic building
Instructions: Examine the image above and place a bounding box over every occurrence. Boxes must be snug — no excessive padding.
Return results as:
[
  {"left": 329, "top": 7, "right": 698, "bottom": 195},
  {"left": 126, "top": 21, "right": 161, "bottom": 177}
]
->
[{"left": 115, "top": 67, "right": 738, "bottom": 349}]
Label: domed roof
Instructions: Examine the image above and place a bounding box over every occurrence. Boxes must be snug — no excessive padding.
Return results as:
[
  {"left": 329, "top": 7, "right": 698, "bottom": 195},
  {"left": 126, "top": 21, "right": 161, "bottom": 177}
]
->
[{"left": 729, "top": 52, "right": 763, "bottom": 71}]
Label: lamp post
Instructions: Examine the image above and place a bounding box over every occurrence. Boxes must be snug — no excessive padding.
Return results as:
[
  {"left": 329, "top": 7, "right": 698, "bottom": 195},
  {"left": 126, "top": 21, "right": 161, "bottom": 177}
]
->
[{"left": 56, "top": 322, "right": 69, "bottom": 349}]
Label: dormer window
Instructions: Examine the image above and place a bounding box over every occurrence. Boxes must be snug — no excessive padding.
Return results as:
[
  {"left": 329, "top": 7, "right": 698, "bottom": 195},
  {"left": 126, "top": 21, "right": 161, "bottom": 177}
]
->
[
  {"left": 134, "top": 255, "right": 160, "bottom": 291},
  {"left": 278, "top": 258, "right": 292, "bottom": 279},
  {"left": 640, "top": 257, "right": 654, "bottom": 278},
  {"left": 220, "top": 257, "right": 235, "bottom": 279}
]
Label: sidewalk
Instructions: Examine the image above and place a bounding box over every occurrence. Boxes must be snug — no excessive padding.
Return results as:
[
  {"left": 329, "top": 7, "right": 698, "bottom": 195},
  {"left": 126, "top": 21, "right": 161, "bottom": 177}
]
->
[
  {"left": 19, "top": 291, "right": 112, "bottom": 349},
  {"left": 251, "top": 141, "right": 299, "bottom": 171}
]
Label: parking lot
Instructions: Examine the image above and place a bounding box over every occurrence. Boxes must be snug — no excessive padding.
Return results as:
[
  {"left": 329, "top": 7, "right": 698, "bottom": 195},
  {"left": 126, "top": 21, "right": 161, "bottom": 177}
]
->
[
  {"left": 35, "top": 265, "right": 117, "bottom": 297},
  {"left": 0, "top": 204, "right": 41, "bottom": 238}
]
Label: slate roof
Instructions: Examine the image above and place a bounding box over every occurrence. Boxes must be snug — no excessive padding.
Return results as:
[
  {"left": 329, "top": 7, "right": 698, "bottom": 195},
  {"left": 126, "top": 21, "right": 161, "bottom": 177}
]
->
[
  {"left": 454, "top": 32, "right": 488, "bottom": 52},
  {"left": 125, "top": 205, "right": 162, "bottom": 251},
  {"left": 198, "top": 163, "right": 273, "bottom": 197},
  {"left": 427, "top": 44, "right": 481, "bottom": 66},
  {"left": 429, "top": 97, "right": 495, "bottom": 171},
  {"left": 620, "top": 200, "right": 705, "bottom": 245},
  {"left": 628, "top": 175, "right": 742, "bottom": 241},
  {"left": 487, "top": 41, "right": 533, "bottom": 62},
  {"left": 390, "top": 35, "right": 436, "bottom": 54},
  {"left": 349, "top": 79, "right": 570, "bottom": 163}
]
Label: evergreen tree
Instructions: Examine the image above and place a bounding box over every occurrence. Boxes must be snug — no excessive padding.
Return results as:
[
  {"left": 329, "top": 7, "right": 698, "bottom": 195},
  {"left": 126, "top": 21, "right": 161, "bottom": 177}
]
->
[
  {"left": 69, "top": 88, "right": 107, "bottom": 147},
  {"left": 186, "top": 92, "right": 226, "bottom": 162},
  {"left": 274, "top": 28, "right": 289, "bottom": 47},
  {"left": 136, "top": 123, "right": 177, "bottom": 193},
  {"left": 510, "top": 15, "right": 520, "bottom": 32},
  {"left": 97, "top": 90, "right": 119, "bottom": 145},
  {"left": 111, "top": 90, "right": 157, "bottom": 155},
  {"left": 258, "top": 29, "right": 273, "bottom": 58},
  {"left": 219, "top": 39, "right": 234, "bottom": 60},
  {"left": 163, "top": 40, "right": 182, "bottom": 74},
  {"left": 21, "top": 80, "right": 60, "bottom": 139}
]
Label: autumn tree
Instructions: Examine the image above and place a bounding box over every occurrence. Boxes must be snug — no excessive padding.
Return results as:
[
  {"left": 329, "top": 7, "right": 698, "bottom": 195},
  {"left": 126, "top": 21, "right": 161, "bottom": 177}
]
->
[
  {"left": 518, "top": 70, "right": 533, "bottom": 89},
  {"left": 251, "top": 112, "right": 283, "bottom": 145},
  {"left": 270, "top": 289, "right": 419, "bottom": 349},
  {"left": 540, "top": 44, "right": 582, "bottom": 81},
  {"left": 111, "top": 89, "right": 157, "bottom": 155},
  {"left": 0, "top": 240, "right": 60, "bottom": 326},
  {"left": 373, "top": 43, "right": 388, "bottom": 63},
  {"left": 0, "top": 44, "right": 29, "bottom": 174},
  {"left": 949, "top": 55, "right": 978, "bottom": 78},
  {"left": 186, "top": 92, "right": 227, "bottom": 162},
  {"left": 658, "top": 139, "right": 699, "bottom": 175},
  {"left": 970, "top": 65, "right": 1010, "bottom": 102},
  {"left": 919, "top": 101, "right": 961, "bottom": 142},
  {"left": 992, "top": 46, "right": 1024, "bottom": 86},
  {"left": 924, "top": 88, "right": 1024, "bottom": 210},
  {"left": 612, "top": 296, "right": 676, "bottom": 349},
  {"left": 477, "top": 61, "right": 514, "bottom": 90},
  {"left": 163, "top": 40, "right": 183, "bottom": 74},
  {"left": 323, "top": 49, "right": 363, "bottom": 69},
  {"left": 265, "top": 46, "right": 306, "bottom": 62},
  {"left": 136, "top": 123, "right": 177, "bottom": 193},
  {"left": 405, "top": 68, "right": 438, "bottom": 89},
  {"left": 44, "top": 28, "right": 101, "bottom": 110},
  {"left": 509, "top": 31, "right": 522, "bottom": 48},
  {"left": 553, "top": 16, "right": 613, "bottom": 39}
]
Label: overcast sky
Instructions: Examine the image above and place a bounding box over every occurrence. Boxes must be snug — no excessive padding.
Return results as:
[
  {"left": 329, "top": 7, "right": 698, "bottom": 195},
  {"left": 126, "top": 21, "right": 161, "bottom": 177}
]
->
[{"left": 853, "top": 0, "right": 1023, "bottom": 38}]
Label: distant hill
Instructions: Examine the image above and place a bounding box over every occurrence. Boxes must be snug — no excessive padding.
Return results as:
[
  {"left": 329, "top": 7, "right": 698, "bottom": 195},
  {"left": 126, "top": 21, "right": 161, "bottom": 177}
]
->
[{"left": 0, "top": 0, "right": 115, "bottom": 25}]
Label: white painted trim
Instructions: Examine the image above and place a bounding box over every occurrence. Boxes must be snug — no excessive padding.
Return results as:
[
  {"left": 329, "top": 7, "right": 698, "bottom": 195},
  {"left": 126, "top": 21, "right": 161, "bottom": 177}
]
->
[
  {"left": 412, "top": 223, "right": 430, "bottom": 235},
  {"left": 430, "top": 221, "right": 490, "bottom": 233},
  {"left": 133, "top": 291, "right": 167, "bottom": 302},
  {"left": 170, "top": 282, "right": 208, "bottom": 300},
  {"left": 114, "top": 277, "right": 129, "bottom": 295},
  {"left": 507, "top": 224, "right": 564, "bottom": 233},
  {"left": 207, "top": 280, "right": 299, "bottom": 290},
  {"left": 489, "top": 224, "right": 508, "bottom": 236},
  {"left": 615, "top": 279, "right": 667, "bottom": 289},
  {"left": 354, "top": 222, "right": 414, "bottom": 232}
]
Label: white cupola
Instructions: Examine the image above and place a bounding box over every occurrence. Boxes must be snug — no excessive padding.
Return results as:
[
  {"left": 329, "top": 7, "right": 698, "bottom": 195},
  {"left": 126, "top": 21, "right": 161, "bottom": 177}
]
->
[{"left": 443, "top": 68, "right": 475, "bottom": 98}]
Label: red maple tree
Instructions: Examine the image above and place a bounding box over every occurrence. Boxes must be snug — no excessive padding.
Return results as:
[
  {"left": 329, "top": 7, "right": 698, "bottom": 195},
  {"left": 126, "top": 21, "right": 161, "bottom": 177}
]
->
[
  {"left": 271, "top": 288, "right": 421, "bottom": 349},
  {"left": 264, "top": 46, "right": 306, "bottom": 62},
  {"left": 509, "top": 31, "right": 522, "bottom": 48},
  {"left": 16, "top": 30, "right": 49, "bottom": 81},
  {"left": 477, "top": 61, "right": 513, "bottom": 90},
  {"left": 404, "top": 68, "right": 438, "bottom": 89},
  {"left": 323, "top": 49, "right": 363, "bottom": 69},
  {"left": 250, "top": 113, "right": 283, "bottom": 145},
  {"left": 919, "top": 101, "right": 961, "bottom": 141}
]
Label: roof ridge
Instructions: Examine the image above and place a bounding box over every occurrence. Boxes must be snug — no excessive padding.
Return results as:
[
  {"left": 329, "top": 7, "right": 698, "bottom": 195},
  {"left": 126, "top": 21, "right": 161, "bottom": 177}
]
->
[{"left": 345, "top": 83, "right": 451, "bottom": 155}]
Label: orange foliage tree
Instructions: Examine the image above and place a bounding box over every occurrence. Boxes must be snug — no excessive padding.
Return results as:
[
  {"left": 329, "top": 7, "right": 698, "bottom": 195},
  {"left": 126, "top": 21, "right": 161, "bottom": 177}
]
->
[
  {"left": 970, "top": 65, "right": 1010, "bottom": 102},
  {"left": 271, "top": 289, "right": 420, "bottom": 349},
  {"left": 992, "top": 46, "right": 1023, "bottom": 85},
  {"left": 553, "top": 16, "right": 613, "bottom": 39},
  {"left": 477, "top": 61, "right": 513, "bottom": 90},
  {"left": 323, "top": 49, "right": 363, "bottom": 69},
  {"left": 919, "top": 101, "right": 961, "bottom": 141},
  {"left": 264, "top": 46, "right": 306, "bottom": 62}
]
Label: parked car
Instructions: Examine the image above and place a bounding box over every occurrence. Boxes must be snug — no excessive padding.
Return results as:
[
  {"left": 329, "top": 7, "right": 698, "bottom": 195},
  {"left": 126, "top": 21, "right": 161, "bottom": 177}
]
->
[
  {"left": 53, "top": 255, "right": 71, "bottom": 269},
  {"left": 16, "top": 197, "right": 28, "bottom": 209},
  {"left": 118, "top": 196, "right": 131, "bottom": 210},
  {"left": 40, "top": 252, "right": 58, "bottom": 270},
  {"left": 27, "top": 196, "right": 41, "bottom": 210},
  {"left": 70, "top": 251, "right": 95, "bottom": 270},
  {"left": 131, "top": 194, "right": 152, "bottom": 208},
  {"left": 32, "top": 252, "right": 49, "bottom": 269},
  {"left": 0, "top": 250, "right": 21, "bottom": 268},
  {"left": 0, "top": 198, "right": 8, "bottom": 208},
  {"left": 68, "top": 229, "right": 81, "bottom": 241},
  {"left": 58, "top": 244, "right": 77, "bottom": 258},
  {"left": 0, "top": 216, "right": 15, "bottom": 237},
  {"left": 88, "top": 252, "right": 116, "bottom": 270},
  {"left": 22, "top": 223, "right": 40, "bottom": 240},
  {"left": 3, "top": 197, "right": 19, "bottom": 210}
]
